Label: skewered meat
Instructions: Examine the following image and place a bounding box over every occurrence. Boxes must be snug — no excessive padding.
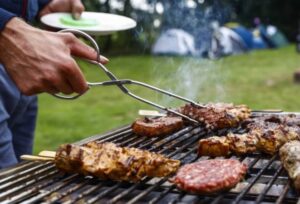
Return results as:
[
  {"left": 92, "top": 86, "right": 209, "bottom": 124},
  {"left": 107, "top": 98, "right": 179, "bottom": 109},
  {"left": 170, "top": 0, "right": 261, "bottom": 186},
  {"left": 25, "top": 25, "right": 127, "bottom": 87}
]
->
[
  {"left": 280, "top": 141, "right": 300, "bottom": 192},
  {"left": 198, "top": 133, "right": 258, "bottom": 157},
  {"left": 198, "top": 121, "right": 300, "bottom": 156},
  {"left": 179, "top": 103, "right": 251, "bottom": 129},
  {"left": 55, "top": 142, "right": 180, "bottom": 182},
  {"left": 251, "top": 123, "right": 300, "bottom": 154},
  {"left": 244, "top": 114, "right": 300, "bottom": 130},
  {"left": 227, "top": 132, "right": 258, "bottom": 155},
  {"left": 198, "top": 136, "right": 230, "bottom": 157},
  {"left": 171, "top": 159, "right": 247, "bottom": 194},
  {"left": 132, "top": 117, "right": 184, "bottom": 137}
]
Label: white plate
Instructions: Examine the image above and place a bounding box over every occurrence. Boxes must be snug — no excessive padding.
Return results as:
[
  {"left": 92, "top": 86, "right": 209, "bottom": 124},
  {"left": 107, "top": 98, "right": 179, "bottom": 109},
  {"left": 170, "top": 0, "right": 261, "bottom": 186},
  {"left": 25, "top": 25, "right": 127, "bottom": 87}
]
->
[{"left": 40, "top": 12, "right": 137, "bottom": 36}]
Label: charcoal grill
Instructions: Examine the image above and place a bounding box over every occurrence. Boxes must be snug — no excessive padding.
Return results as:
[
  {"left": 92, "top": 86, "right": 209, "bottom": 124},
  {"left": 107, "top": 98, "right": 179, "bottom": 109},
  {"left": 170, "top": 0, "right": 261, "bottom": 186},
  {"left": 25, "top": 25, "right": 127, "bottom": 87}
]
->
[{"left": 0, "top": 112, "right": 299, "bottom": 204}]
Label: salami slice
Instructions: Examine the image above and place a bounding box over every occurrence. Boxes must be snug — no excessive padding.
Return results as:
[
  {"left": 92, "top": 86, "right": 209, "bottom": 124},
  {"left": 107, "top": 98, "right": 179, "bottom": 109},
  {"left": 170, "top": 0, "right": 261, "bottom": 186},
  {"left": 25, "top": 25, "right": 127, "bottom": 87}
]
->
[{"left": 172, "top": 159, "right": 247, "bottom": 194}]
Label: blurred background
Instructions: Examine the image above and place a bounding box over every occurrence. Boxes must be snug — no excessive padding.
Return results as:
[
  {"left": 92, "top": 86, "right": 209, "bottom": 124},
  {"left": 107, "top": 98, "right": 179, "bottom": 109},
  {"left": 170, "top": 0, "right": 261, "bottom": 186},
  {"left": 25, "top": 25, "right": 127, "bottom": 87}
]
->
[{"left": 35, "top": 0, "right": 300, "bottom": 153}]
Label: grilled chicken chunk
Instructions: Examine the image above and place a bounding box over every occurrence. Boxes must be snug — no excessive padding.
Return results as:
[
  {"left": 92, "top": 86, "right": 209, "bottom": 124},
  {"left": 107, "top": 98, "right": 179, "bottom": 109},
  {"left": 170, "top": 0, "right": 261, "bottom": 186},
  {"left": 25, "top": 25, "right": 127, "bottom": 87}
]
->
[
  {"left": 179, "top": 103, "right": 251, "bottom": 129},
  {"left": 198, "top": 122, "right": 300, "bottom": 157},
  {"left": 55, "top": 142, "right": 180, "bottom": 182},
  {"left": 227, "top": 132, "right": 258, "bottom": 155},
  {"left": 280, "top": 141, "right": 300, "bottom": 192},
  {"left": 250, "top": 122, "right": 300, "bottom": 154},
  {"left": 198, "top": 133, "right": 258, "bottom": 157},
  {"left": 132, "top": 117, "right": 184, "bottom": 137},
  {"left": 198, "top": 136, "right": 230, "bottom": 157}
]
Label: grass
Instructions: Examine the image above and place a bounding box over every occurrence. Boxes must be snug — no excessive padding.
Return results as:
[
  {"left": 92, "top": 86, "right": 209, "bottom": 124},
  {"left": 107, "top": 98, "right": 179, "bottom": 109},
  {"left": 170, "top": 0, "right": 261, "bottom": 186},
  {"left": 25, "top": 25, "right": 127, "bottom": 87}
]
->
[{"left": 34, "top": 45, "right": 300, "bottom": 153}]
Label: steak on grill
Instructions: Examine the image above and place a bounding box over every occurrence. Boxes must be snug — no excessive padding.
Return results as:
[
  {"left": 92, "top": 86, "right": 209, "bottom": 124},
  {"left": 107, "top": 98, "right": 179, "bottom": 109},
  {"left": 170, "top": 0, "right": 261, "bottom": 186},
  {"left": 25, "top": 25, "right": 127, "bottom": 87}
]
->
[
  {"left": 132, "top": 116, "right": 184, "bottom": 137},
  {"left": 55, "top": 142, "right": 180, "bottom": 182},
  {"left": 171, "top": 159, "right": 247, "bottom": 194},
  {"left": 179, "top": 103, "right": 251, "bottom": 129},
  {"left": 280, "top": 140, "right": 300, "bottom": 193}
]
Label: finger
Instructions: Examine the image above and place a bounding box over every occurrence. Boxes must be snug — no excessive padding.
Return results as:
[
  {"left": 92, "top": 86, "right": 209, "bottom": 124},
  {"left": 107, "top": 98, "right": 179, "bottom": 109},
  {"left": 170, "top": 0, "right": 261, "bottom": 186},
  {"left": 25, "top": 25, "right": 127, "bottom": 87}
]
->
[
  {"left": 64, "top": 59, "right": 88, "bottom": 94},
  {"left": 100, "top": 55, "right": 109, "bottom": 64},
  {"left": 51, "top": 72, "right": 74, "bottom": 95},
  {"left": 55, "top": 79, "right": 74, "bottom": 95},
  {"left": 68, "top": 37, "right": 109, "bottom": 64},
  {"left": 45, "top": 85, "right": 59, "bottom": 95},
  {"left": 72, "top": 0, "right": 85, "bottom": 20},
  {"left": 39, "top": 6, "right": 52, "bottom": 17}
]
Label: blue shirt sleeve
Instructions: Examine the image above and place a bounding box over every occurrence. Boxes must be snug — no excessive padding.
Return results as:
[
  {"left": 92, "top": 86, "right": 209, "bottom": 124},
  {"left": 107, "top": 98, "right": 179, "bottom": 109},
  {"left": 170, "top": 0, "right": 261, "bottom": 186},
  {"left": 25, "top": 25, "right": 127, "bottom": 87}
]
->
[
  {"left": 38, "top": 0, "right": 51, "bottom": 11},
  {"left": 0, "top": 8, "right": 16, "bottom": 32}
]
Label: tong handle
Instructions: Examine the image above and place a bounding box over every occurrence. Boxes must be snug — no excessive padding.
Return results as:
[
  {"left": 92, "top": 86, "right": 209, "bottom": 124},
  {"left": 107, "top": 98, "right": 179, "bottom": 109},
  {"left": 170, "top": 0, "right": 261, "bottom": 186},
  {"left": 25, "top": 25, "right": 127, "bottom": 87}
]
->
[{"left": 53, "top": 29, "right": 101, "bottom": 100}]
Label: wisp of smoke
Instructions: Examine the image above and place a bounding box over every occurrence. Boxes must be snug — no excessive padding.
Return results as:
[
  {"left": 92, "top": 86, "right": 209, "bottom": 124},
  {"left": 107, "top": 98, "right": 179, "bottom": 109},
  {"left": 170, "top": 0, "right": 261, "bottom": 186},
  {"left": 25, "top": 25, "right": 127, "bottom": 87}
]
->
[{"left": 152, "top": 57, "right": 225, "bottom": 106}]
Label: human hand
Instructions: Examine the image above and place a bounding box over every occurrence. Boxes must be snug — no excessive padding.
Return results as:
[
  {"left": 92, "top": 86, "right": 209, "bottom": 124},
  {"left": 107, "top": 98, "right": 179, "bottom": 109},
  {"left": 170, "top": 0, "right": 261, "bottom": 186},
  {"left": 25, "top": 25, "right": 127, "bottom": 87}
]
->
[
  {"left": 39, "top": 0, "right": 84, "bottom": 20},
  {"left": 0, "top": 18, "right": 108, "bottom": 95}
]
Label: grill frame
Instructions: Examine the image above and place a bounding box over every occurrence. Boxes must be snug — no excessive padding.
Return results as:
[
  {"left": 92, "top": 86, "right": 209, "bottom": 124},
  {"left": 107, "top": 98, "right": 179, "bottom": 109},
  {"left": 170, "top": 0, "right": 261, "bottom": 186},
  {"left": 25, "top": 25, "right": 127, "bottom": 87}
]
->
[{"left": 0, "top": 112, "right": 300, "bottom": 204}]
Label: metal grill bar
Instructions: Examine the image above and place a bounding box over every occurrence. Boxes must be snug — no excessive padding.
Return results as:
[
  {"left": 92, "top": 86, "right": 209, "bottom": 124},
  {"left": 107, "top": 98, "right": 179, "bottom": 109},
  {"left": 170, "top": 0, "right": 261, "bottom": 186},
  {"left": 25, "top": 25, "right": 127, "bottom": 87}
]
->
[
  {"left": 1, "top": 169, "right": 58, "bottom": 204},
  {"left": 255, "top": 166, "right": 284, "bottom": 203},
  {"left": 275, "top": 183, "right": 290, "bottom": 204},
  {"left": 20, "top": 174, "right": 80, "bottom": 204},
  {"left": 0, "top": 165, "right": 56, "bottom": 199},
  {"left": 0, "top": 162, "right": 35, "bottom": 177},
  {"left": 232, "top": 154, "right": 278, "bottom": 204},
  {"left": 87, "top": 182, "right": 123, "bottom": 204},
  {"left": 75, "top": 125, "right": 131, "bottom": 145},
  {"left": 0, "top": 112, "right": 299, "bottom": 204}
]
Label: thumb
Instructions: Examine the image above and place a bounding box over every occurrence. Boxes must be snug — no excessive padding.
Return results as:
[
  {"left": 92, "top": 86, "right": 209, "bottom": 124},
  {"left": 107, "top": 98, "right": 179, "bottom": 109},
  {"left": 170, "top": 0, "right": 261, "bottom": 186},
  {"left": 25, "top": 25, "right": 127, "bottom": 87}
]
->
[
  {"left": 72, "top": 0, "right": 85, "bottom": 20},
  {"left": 39, "top": 6, "right": 52, "bottom": 18}
]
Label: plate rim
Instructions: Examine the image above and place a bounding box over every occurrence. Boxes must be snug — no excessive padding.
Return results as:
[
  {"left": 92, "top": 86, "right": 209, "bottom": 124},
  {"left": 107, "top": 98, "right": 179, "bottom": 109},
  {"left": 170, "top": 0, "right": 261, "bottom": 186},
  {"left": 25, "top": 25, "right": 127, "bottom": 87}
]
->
[{"left": 40, "top": 11, "right": 137, "bottom": 35}]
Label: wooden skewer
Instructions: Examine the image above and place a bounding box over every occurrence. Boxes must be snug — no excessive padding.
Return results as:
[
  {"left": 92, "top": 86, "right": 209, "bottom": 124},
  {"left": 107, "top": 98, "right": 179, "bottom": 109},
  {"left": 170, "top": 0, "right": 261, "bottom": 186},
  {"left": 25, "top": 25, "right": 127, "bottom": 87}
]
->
[
  {"left": 252, "top": 109, "right": 283, "bottom": 113},
  {"left": 39, "top": 150, "right": 56, "bottom": 158},
  {"left": 139, "top": 109, "right": 284, "bottom": 117},
  {"left": 21, "top": 155, "right": 54, "bottom": 161},
  {"left": 21, "top": 150, "right": 56, "bottom": 162},
  {"left": 138, "top": 110, "right": 167, "bottom": 117}
]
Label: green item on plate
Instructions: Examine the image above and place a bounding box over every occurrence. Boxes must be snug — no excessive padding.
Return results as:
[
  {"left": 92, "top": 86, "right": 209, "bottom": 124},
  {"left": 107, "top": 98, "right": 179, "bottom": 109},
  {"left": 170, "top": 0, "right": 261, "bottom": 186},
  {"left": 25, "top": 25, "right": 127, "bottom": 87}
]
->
[{"left": 60, "top": 15, "right": 98, "bottom": 27}]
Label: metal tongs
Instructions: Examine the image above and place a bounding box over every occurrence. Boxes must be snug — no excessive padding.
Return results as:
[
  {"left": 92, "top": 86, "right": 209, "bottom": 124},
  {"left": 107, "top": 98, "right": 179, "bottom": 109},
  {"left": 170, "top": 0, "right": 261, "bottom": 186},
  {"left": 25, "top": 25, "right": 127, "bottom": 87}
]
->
[{"left": 54, "top": 29, "right": 204, "bottom": 124}]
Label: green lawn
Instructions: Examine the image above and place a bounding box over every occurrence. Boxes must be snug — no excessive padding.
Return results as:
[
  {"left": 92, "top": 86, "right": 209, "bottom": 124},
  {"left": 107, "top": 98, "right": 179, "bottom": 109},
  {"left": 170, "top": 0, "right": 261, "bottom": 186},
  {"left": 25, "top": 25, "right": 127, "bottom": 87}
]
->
[{"left": 34, "top": 45, "right": 300, "bottom": 153}]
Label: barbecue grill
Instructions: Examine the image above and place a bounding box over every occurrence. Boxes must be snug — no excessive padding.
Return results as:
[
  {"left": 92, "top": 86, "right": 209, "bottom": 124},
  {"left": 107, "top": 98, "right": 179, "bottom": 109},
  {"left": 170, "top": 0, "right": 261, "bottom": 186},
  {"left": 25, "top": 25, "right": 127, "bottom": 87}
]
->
[{"left": 0, "top": 112, "right": 299, "bottom": 204}]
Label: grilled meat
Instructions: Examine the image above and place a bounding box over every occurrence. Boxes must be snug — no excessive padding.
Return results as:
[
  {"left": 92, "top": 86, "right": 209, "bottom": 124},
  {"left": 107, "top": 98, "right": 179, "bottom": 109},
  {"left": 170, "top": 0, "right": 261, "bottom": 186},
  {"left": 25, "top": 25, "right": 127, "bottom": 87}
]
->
[
  {"left": 227, "top": 132, "right": 258, "bottom": 155},
  {"left": 179, "top": 103, "right": 251, "bottom": 129},
  {"left": 132, "top": 117, "right": 184, "bottom": 137},
  {"left": 198, "top": 133, "right": 258, "bottom": 157},
  {"left": 250, "top": 122, "right": 300, "bottom": 154},
  {"left": 172, "top": 159, "right": 247, "bottom": 194},
  {"left": 280, "top": 141, "right": 300, "bottom": 192},
  {"left": 198, "top": 121, "right": 300, "bottom": 156},
  {"left": 244, "top": 114, "right": 300, "bottom": 130},
  {"left": 55, "top": 142, "right": 180, "bottom": 182},
  {"left": 198, "top": 136, "right": 230, "bottom": 157}
]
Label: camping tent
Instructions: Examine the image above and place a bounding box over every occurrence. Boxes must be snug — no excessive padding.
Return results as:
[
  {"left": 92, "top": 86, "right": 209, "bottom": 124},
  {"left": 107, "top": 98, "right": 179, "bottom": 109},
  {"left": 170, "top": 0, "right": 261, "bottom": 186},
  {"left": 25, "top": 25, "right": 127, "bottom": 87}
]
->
[
  {"left": 209, "top": 26, "right": 247, "bottom": 59},
  {"left": 152, "top": 29, "right": 197, "bottom": 56}
]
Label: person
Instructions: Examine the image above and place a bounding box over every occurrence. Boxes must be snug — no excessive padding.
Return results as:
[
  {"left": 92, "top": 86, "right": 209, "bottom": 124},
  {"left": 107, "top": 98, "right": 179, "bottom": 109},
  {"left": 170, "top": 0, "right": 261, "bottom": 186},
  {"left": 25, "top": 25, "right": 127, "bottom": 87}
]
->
[{"left": 0, "top": 0, "right": 108, "bottom": 168}]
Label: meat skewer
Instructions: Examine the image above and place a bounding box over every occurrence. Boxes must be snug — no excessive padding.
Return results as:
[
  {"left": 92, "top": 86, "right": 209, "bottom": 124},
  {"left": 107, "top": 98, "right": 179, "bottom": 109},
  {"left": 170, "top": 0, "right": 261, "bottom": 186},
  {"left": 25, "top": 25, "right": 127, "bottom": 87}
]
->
[
  {"left": 198, "top": 120, "right": 300, "bottom": 157},
  {"left": 279, "top": 140, "right": 300, "bottom": 193},
  {"left": 22, "top": 142, "right": 180, "bottom": 182},
  {"left": 179, "top": 103, "right": 251, "bottom": 129}
]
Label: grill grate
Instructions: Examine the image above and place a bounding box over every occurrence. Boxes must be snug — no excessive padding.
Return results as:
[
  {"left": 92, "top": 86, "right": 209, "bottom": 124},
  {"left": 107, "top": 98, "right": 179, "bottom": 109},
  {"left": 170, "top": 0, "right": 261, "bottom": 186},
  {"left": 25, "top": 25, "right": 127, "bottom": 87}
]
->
[{"left": 0, "top": 113, "right": 300, "bottom": 204}]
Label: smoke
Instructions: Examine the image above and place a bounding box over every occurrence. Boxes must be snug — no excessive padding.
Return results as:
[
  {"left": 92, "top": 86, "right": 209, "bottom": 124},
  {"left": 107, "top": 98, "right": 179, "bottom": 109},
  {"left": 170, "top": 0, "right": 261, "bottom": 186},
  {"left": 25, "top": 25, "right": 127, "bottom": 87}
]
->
[
  {"left": 152, "top": 57, "right": 226, "bottom": 106},
  {"left": 146, "top": 1, "right": 233, "bottom": 105}
]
